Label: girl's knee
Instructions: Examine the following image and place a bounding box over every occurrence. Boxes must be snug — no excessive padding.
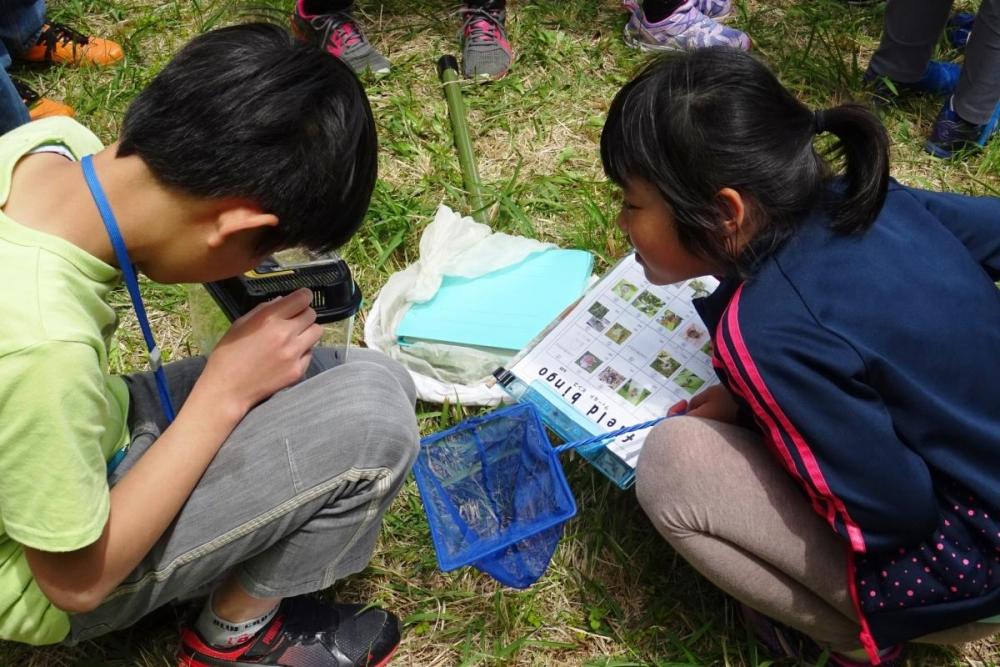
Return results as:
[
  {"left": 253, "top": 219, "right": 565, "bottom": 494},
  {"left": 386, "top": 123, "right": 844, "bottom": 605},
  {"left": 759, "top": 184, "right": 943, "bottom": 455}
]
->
[
  {"left": 636, "top": 416, "right": 751, "bottom": 537},
  {"left": 636, "top": 417, "right": 709, "bottom": 517},
  {"left": 638, "top": 415, "right": 715, "bottom": 479}
]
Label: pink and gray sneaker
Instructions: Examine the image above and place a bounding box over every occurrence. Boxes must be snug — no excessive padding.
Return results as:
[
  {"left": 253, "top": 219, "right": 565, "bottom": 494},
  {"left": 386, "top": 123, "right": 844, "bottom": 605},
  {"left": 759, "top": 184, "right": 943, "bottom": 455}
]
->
[
  {"left": 293, "top": 0, "right": 390, "bottom": 75},
  {"left": 622, "top": 0, "right": 751, "bottom": 52},
  {"left": 459, "top": 2, "right": 512, "bottom": 80}
]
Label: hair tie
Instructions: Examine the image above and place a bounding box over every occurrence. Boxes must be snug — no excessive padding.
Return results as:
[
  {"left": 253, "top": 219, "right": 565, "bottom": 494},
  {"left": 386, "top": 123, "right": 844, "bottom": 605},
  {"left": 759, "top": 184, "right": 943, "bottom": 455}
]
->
[{"left": 813, "top": 109, "right": 828, "bottom": 135}]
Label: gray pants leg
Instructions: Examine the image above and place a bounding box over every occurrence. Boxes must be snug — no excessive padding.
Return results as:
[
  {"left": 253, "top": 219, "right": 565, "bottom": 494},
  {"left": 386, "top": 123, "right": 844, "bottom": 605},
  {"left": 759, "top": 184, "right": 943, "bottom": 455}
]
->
[
  {"left": 635, "top": 416, "right": 996, "bottom": 653},
  {"left": 954, "top": 0, "right": 1000, "bottom": 124},
  {"left": 66, "top": 348, "right": 419, "bottom": 643},
  {"left": 869, "top": 0, "right": 954, "bottom": 82},
  {"left": 870, "top": 0, "right": 1000, "bottom": 123}
]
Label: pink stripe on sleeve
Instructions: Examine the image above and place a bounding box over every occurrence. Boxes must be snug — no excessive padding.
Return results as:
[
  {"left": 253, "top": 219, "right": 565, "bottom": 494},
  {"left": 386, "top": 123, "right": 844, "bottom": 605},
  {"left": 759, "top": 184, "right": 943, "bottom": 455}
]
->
[
  {"left": 724, "top": 285, "right": 867, "bottom": 554},
  {"left": 714, "top": 294, "right": 831, "bottom": 523}
]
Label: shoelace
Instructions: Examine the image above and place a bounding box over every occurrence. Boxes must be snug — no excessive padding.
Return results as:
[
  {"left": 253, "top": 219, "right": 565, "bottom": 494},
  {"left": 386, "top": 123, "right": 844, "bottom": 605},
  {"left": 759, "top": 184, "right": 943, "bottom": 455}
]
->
[
  {"left": 310, "top": 12, "right": 366, "bottom": 52},
  {"left": 459, "top": 7, "right": 505, "bottom": 44},
  {"left": 37, "top": 22, "right": 91, "bottom": 58}
]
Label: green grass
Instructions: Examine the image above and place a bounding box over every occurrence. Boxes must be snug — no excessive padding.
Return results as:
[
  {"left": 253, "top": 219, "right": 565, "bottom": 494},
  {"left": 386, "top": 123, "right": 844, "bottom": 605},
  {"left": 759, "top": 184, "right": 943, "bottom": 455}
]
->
[{"left": 6, "top": 0, "right": 1000, "bottom": 665}]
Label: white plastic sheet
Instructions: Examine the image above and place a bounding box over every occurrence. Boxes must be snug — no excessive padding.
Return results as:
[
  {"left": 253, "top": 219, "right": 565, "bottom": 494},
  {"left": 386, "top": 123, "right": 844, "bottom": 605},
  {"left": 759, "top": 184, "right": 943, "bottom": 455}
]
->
[{"left": 364, "top": 204, "right": 554, "bottom": 405}]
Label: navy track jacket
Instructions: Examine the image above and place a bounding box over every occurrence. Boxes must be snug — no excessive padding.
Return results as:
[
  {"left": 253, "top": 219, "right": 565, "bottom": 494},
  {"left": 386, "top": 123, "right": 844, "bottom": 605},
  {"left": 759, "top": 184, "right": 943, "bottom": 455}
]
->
[{"left": 694, "top": 181, "right": 1000, "bottom": 661}]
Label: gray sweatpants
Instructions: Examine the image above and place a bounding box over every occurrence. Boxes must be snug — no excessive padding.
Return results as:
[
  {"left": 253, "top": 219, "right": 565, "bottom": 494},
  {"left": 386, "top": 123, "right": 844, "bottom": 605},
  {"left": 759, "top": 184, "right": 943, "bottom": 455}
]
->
[
  {"left": 868, "top": 0, "right": 1000, "bottom": 124},
  {"left": 635, "top": 416, "right": 997, "bottom": 654},
  {"left": 66, "top": 348, "right": 419, "bottom": 643}
]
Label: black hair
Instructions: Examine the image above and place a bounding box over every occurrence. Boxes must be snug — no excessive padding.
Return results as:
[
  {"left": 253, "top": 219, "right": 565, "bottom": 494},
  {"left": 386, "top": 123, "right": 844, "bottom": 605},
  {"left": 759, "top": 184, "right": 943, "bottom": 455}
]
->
[
  {"left": 118, "top": 22, "right": 377, "bottom": 252},
  {"left": 601, "top": 48, "right": 889, "bottom": 276}
]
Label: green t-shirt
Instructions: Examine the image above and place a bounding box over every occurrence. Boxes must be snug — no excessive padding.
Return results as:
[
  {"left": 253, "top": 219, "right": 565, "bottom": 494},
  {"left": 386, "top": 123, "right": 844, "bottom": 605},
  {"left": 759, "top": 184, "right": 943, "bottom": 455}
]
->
[{"left": 0, "top": 118, "right": 130, "bottom": 645}]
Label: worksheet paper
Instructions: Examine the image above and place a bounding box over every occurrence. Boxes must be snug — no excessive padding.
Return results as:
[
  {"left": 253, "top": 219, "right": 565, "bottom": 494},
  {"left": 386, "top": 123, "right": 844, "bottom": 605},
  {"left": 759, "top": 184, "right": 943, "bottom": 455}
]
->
[{"left": 507, "top": 255, "right": 719, "bottom": 468}]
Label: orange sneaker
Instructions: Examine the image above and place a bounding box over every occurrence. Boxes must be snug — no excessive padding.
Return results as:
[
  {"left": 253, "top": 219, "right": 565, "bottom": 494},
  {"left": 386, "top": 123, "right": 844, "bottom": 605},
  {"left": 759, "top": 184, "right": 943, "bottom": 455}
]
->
[
  {"left": 12, "top": 78, "right": 74, "bottom": 120},
  {"left": 19, "top": 22, "right": 123, "bottom": 67}
]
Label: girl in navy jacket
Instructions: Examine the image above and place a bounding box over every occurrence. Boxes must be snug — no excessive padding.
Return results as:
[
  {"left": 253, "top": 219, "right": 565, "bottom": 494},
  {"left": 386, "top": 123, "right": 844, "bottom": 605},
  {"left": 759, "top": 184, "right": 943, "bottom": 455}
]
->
[{"left": 602, "top": 48, "right": 1000, "bottom": 665}]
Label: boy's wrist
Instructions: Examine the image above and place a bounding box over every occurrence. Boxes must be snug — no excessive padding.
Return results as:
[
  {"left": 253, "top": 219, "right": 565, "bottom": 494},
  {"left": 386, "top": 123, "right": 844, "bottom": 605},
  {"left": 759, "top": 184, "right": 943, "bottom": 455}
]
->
[{"left": 184, "top": 380, "right": 250, "bottom": 434}]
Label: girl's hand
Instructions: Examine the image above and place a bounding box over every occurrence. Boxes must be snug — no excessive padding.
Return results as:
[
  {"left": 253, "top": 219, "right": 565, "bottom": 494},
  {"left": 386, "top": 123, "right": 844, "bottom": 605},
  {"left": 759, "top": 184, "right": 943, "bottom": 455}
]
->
[
  {"left": 667, "top": 384, "right": 740, "bottom": 423},
  {"left": 198, "top": 288, "right": 322, "bottom": 417}
]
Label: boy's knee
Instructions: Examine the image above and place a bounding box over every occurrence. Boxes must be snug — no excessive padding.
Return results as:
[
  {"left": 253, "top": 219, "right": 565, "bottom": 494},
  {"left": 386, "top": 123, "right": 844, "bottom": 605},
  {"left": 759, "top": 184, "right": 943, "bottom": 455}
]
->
[
  {"left": 324, "top": 361, "right": 419, "bottom": 468},
  {"left": 345, "top": 349, "right": 417, "bottom": 407},
  {"left": 368, "top": 354, "right": 416, "bottom": 408}
]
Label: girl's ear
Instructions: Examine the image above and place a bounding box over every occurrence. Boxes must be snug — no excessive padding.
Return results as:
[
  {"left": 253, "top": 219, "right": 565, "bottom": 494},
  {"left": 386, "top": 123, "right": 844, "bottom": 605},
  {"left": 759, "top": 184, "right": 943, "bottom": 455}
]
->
[{"left": 716, "top": 188, "right": 746, "bottom": 237}]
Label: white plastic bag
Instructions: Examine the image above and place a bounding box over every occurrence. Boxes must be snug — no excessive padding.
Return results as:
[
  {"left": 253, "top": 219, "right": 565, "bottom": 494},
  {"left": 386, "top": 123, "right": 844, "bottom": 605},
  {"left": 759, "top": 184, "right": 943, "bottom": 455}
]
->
[{"left": 364, "top": 204, "right": 554, "bottom": 405}]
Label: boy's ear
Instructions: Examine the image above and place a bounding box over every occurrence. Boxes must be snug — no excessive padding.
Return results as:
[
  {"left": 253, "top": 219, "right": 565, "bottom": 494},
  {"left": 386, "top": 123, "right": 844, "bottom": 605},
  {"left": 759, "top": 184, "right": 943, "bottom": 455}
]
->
[
  {"left": 716, "top": 188, "right": 746, "bottom": 237},
  {"left": 207, "top": 204, "right": 279, "bottom": 248}
]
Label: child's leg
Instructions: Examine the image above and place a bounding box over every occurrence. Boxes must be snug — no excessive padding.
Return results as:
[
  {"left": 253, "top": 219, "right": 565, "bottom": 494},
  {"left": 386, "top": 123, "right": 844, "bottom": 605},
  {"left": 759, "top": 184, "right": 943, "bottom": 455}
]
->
[
  {"left": 635, "top": 416, "right": 862, "bottom": 651},
  {"left": 636, "top": 416, "right": 998, "bottom": 655},
  {"left": 868, "top": 0, "right": 953, "bottom": 83},
  {"left": 67, "top": 350, "right": 418, "bottom": 643},
  {"left": 951, "top": 0, "right": 1000, "bottom": 125},
  {"left": 0, "top": 0, "right": 42, "bottom": 133}
]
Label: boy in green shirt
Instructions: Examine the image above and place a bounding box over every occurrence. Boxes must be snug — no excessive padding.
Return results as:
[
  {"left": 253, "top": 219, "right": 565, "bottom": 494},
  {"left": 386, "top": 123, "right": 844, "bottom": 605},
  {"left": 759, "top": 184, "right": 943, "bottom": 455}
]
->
[{"left": 0, "top": 23, "right": 419, "bottom": 667}]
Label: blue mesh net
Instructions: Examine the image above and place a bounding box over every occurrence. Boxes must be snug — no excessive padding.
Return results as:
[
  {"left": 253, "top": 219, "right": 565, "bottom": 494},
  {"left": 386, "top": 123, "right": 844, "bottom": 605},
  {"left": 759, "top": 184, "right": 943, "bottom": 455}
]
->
[{"left": 413, "top": 403, "right": 577, "bottom": 588}]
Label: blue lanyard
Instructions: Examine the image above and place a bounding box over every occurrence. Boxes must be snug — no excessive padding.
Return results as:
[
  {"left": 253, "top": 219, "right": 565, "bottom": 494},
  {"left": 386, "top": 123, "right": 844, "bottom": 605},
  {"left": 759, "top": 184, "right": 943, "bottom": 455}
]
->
[{"left": 81, "top": 155, "right": 177, "bottom": 436}]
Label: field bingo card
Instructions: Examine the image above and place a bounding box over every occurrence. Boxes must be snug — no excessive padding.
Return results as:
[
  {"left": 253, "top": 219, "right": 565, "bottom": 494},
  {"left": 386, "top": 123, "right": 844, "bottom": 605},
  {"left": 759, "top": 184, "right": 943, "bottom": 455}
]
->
[{"left": 509, "top": 255, "right": 719, "bottom": 468}]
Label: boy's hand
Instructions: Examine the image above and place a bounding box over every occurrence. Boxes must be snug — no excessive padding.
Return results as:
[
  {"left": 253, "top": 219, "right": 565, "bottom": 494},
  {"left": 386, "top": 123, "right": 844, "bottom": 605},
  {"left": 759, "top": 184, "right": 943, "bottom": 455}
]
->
[
  {"left": 200, "top": 288, "right": 322, "bottom": 416},
  {"left": 667, "top": 384, "right": 740, "bottom": 423},
  {"left": 24, "top": 288, "right": 322, "bottom": 613}
]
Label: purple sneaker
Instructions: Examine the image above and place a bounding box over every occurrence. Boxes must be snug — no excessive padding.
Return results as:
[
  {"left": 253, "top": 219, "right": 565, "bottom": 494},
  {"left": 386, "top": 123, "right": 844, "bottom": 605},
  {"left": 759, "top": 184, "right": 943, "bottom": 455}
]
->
[
  {"left": 622, "top": 0, "right": 751, "bottom": 52},
  {"left": 695, "top": 0, "right": 732, "bottom": 20},
  {"left": 925, "top": 96, "right": 1000, "bottom": 158}
]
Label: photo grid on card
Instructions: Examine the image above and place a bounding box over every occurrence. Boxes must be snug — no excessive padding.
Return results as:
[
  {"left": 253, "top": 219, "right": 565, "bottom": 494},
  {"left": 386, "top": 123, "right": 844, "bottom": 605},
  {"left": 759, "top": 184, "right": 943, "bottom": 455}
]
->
[{"left": 509, "top": 258, "right": 718, "bottom": 468}]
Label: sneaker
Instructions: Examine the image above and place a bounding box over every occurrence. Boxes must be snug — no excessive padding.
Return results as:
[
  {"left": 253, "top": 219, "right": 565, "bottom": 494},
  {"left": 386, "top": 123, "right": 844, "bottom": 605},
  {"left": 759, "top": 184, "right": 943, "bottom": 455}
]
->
[
  {"left": 946, "top": 11, "right": 975, "bottom": 52},
  {"left": 11, "top": 77, "right": 74, "bottom": 120},
  {"left": 292, "top": 1, "right": 390, "bottom": 76},
  {"left": 924, "top": 96, "right": 1000, "bottom": 158},
  {"left": 18, "top": 22, "right": 123, "bottom": 67},
  {"left": 622, "top": 0, "right": 751, "bottom": 52},
  {"left": 741, "top": 604, "right": 906, "bottom": 667},
  {"left": 459, "top": 3, "right": 512, "bottom": 79},
  {"left": 178, "top": 596, "right": 401, "bottom": 667},
  {"left": 864, "top": 60, "right": 960, "bottom": 105},
  {"left": 694, "top": 0, "right": 732, "bottom": 20}
]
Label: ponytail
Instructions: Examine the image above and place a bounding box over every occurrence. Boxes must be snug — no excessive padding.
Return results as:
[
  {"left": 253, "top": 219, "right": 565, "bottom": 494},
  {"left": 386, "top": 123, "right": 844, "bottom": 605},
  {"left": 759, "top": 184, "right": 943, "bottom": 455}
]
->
[
  {"left": 601, "top": 50, "right": 892, "bottom": 278},
  {"left": 813, "top": 104, "right": 890, "bottom": 234}
]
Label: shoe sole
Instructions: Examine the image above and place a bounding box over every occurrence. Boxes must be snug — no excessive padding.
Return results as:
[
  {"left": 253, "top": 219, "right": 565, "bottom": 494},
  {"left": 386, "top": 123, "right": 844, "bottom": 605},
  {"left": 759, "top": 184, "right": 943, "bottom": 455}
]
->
[
  {"left": 622, "top": 28, "right": 686, "bottom": 53},
  {"left": 623, "top": 27, "right": 752, "bottom": 52},
  {"left": 178, "top": 643, "right": 399, "bottom": 667}
]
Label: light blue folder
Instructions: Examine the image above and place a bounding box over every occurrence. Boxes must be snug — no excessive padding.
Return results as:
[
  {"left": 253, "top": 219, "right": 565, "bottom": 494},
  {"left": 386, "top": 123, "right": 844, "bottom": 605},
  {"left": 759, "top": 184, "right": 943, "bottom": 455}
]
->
[{"left": 396, "top": 249, "right": 593, "bottom": 352}]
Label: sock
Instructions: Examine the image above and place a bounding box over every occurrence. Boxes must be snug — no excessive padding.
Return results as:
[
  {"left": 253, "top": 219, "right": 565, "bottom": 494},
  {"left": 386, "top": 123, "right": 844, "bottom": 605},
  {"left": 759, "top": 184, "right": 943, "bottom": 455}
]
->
[
  {"left": 465, "top": 0, "right": 507, "bottom": 10},
  {"left": 302, "top": 0, "right": 353, "bottom": 16},
  {"left": 194, "top": 593, "right": 279, "bottom": 648},
  {"left": 643, "top": 0, "right": 685, "bottom": 22}
]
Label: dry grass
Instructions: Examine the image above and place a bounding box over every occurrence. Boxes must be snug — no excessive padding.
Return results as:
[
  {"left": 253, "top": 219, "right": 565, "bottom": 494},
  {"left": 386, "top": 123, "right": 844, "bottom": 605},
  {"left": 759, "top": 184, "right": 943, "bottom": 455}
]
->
[{"left": 4, "top": 0, "right": 998, "bottom": 665}]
